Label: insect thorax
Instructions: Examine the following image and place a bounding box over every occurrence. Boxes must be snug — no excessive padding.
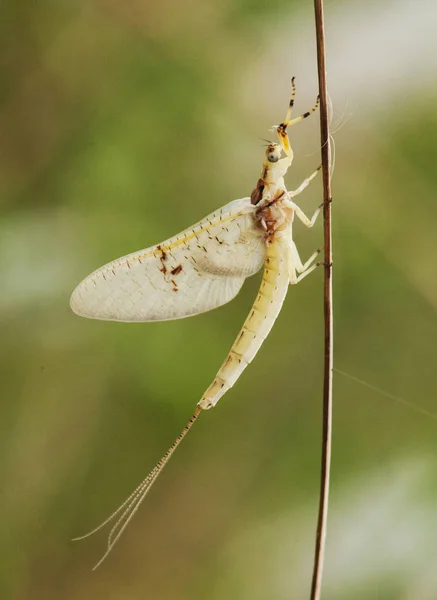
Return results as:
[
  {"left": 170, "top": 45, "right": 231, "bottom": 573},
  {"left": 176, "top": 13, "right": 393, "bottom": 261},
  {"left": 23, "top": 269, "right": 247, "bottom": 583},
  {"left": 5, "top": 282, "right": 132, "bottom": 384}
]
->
[{"left": 254, "top": 185, "right": 294, "bottom": 238}]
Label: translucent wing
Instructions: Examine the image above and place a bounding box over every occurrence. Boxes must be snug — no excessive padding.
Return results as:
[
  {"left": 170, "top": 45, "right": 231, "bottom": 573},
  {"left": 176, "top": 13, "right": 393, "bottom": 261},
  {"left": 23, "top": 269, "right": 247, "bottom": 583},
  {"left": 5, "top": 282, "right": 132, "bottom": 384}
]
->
[{"left": 70, "top": 197, "right": 266, "bottom": 322}]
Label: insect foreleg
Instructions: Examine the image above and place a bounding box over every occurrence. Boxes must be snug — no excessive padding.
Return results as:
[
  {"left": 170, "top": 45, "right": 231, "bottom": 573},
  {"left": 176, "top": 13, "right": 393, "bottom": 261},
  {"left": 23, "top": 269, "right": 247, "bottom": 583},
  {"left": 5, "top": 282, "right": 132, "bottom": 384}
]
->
[
  {"left": 276, "top": 79, "right": 319, "bottom": 158},
  {"left": 285, "top": 94, "right": 320, "bottom": 128},
  {"left": 284, "top": 76, "right": 297, "bottom": 124}
]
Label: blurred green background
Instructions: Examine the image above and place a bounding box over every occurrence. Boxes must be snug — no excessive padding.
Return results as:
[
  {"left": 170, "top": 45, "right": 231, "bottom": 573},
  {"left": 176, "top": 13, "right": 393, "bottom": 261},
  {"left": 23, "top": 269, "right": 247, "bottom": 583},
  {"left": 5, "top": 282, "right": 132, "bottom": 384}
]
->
[{"left": 2, "top": 1, "right": 437, "bottom": 599}]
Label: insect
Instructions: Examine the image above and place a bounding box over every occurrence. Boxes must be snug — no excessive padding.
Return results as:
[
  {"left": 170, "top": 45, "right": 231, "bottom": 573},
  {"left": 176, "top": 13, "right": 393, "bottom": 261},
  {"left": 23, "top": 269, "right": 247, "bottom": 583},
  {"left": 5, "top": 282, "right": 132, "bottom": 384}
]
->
[{"left": 71, "top": 78, "right": 322, "bottom": 568}]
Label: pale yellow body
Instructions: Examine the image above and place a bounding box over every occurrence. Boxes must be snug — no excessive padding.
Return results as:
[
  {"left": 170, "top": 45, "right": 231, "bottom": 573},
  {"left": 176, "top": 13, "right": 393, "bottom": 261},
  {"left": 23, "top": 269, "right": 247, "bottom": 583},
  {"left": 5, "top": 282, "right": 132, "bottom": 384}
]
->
[{"left": 70, "top": 81, "right": 322, "bottom": 567}]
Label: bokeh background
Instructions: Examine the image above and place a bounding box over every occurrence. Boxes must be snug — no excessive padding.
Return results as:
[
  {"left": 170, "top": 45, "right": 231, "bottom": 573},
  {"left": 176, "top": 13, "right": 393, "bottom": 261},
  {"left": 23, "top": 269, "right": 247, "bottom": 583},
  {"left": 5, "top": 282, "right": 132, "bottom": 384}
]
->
[{"left": 2, "top": 0, "right": 437, "bottom": 599}]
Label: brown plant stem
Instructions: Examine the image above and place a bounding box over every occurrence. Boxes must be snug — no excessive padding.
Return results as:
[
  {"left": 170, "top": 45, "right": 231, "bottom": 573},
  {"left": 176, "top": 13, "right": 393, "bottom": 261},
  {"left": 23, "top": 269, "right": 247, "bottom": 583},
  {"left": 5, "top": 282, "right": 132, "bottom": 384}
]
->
[{"left": 310, "top": 0, "right": 333, "bottom": 599}]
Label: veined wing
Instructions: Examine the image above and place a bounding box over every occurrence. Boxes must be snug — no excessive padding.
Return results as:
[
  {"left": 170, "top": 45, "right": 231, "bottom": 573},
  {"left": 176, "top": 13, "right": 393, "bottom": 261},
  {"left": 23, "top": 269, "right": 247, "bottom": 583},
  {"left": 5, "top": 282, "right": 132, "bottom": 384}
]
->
[{"left": 70, "top": 197, "right": 266, "bottom": 322}]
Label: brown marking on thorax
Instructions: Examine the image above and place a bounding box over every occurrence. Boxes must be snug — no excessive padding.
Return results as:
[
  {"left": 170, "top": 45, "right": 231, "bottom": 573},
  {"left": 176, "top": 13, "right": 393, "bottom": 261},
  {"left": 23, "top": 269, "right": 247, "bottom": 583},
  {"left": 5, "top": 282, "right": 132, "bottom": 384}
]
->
[
  {"left": 255, "top": 189, "right": 289, "bottom": 236},
  {"left": 250, "top": 178, "right": 265, "bottom": 205}
]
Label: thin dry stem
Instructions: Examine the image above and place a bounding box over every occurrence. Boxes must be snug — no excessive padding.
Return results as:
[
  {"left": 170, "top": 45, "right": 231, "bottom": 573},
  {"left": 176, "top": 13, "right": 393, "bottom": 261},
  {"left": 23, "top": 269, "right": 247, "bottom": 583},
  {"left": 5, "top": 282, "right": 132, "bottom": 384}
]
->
[{"left": 310, "top": 1, "right": 333, "bottom": 599}]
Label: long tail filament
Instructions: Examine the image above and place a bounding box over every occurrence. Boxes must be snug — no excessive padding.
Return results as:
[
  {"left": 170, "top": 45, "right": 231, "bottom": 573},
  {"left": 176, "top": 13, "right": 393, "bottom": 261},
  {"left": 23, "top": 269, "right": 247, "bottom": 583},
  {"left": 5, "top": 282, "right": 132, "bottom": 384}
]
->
[{"left": 73, "top": 407, "right": 202, "bottom": 569}]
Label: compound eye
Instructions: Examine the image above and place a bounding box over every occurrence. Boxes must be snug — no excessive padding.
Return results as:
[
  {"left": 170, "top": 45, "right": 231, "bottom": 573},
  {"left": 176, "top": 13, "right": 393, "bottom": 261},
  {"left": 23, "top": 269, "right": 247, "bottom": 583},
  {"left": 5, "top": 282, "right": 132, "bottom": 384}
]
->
[{"left": 267, "top": 152, "right": 279, "bottom": 163}]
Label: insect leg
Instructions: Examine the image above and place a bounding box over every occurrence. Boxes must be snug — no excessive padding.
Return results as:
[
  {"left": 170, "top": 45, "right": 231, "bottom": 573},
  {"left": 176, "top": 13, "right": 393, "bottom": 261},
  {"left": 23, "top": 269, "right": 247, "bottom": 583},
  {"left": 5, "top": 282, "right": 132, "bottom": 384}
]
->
[
  {"left": 288, "top": 165, "right": 321, "bottom": 198},
  {"left": 284, "top": 76, "right": 297, "bottom": 124},
  {"left": 290, "top": 241, "right": 322, "bottom": 273},
  {"left": 287, "top": 240, "right": 320, "bottom": 285},
  {"left": 285, "top": 95, "right": 320, "bottom": 128},
  {"left": 277, "top": 81, "right": 320, "bottom": 156},
  {"left": 276, "top": 78, "right": 297, "bottom": 157},
  {"left": 288, "top": 266, "right": 298, "bottom": 284},
  {"left": 290, "top": 201, "right": 323, "bottom": 228},
  {"left": 294, "top": 262, "right": 320, "bottom": 284}
]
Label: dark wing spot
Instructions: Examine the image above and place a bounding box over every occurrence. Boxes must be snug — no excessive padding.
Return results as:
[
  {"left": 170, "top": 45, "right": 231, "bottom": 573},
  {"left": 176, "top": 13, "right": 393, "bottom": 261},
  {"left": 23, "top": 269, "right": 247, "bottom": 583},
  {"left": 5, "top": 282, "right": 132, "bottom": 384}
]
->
[
  {"left": 157, "top": 245, "right": 168, "bottom": 261},
  {"left": 170, "top": 264, "right": 183, "bottom": 276}
]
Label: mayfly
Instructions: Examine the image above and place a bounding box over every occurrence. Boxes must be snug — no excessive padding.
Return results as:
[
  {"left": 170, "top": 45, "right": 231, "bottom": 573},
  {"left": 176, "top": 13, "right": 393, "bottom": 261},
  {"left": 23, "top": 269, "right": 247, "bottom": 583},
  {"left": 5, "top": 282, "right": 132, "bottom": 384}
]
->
[{"left": 71, "top": 79, "right": 322, "bottom": 568}]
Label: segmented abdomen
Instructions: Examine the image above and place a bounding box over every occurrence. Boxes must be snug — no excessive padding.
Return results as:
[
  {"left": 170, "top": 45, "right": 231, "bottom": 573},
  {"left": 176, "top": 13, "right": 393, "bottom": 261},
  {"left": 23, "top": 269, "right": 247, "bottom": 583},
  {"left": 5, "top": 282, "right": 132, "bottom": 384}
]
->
[{"left": 198, "top": 236, "right": 290, "bottom": 409}]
